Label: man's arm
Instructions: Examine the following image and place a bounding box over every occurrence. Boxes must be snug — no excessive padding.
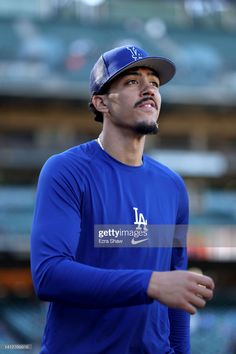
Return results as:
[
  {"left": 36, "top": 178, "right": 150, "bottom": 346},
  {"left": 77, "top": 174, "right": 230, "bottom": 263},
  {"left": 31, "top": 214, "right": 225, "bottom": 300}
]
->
[
  {"left": 147, "top": 175, "right": 214, "bottom": 354},
  {"left": 30, "top": 154, "right": 153, "bottom": 308}
]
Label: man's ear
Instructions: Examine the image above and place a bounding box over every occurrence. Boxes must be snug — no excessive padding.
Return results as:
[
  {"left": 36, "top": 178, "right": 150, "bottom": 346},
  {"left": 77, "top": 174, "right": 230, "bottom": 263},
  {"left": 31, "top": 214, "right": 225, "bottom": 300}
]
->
[{"left": 92, "top": 95, "right": 109, "bottom": 113}]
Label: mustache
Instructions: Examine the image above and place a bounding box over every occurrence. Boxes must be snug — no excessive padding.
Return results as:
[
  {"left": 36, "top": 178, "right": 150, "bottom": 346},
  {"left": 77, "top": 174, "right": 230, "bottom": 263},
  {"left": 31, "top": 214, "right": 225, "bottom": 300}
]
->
[{"left": 134, "top": 97, "right": 157, "bottom": 109}]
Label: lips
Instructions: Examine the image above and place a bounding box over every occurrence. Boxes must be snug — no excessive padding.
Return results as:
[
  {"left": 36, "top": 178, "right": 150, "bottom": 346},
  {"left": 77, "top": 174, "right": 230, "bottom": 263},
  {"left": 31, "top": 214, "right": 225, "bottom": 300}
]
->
[{"left": 135, "top": 98, "right": 157, "bottom": 110}]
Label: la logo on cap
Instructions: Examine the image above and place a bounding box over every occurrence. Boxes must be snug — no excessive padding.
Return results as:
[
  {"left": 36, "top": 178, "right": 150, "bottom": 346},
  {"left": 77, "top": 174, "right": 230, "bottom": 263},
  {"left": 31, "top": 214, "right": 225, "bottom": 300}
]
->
[{"left": 127, "top": 46, "right": 143, "bottom": 61}]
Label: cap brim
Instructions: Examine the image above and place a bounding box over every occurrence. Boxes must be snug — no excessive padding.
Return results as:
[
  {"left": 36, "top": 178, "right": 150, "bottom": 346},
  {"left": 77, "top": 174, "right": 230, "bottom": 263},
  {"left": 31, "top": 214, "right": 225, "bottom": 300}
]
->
[{"left": 106, "top": 56, "right": 176, "bottom": 88}]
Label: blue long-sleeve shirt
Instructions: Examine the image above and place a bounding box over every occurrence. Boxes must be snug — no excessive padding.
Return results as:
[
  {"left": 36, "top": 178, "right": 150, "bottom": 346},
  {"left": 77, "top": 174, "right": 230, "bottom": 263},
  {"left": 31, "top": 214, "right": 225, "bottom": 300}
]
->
[{"left": 30, "top": 140, "right": 190, "bottom": 354}]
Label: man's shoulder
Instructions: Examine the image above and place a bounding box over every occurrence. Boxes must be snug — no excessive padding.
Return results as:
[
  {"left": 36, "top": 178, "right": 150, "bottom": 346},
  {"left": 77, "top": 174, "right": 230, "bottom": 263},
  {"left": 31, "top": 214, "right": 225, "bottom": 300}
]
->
[
  {"left": 62, "top": 140, "right": 98, "bottom": 161},
  {"left": 144, "top": 154, "right": 186, "bottom": 190},
  {"left": 41, "top": 140, "right": 99, "bottom": 175}
]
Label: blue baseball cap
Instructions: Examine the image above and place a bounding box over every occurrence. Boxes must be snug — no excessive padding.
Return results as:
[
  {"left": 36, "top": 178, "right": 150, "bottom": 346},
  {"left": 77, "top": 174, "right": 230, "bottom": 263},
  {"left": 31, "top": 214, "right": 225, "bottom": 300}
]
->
[{"left": 89, "top": 45, "right": 176, "bottom": 95}]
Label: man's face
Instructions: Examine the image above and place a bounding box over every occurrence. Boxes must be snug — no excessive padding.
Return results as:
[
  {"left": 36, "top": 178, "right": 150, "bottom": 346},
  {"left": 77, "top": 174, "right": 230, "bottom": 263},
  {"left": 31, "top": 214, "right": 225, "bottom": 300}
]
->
[{"left": 104, "top": 67, "right": 161, "bottom": 135}]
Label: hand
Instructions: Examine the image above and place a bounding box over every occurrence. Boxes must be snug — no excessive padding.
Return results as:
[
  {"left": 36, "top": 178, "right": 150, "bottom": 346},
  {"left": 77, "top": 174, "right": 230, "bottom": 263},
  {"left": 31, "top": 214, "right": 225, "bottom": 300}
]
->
[{"left": 147, "top": 270, "right": 215, "bottom": 314}]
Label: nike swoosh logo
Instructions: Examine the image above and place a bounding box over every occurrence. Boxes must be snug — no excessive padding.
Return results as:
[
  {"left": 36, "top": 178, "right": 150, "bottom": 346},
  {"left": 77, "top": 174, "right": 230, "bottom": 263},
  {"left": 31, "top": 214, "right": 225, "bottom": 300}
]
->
[{"left": 131, "top": 238, "right": 148, "bottom": 245}]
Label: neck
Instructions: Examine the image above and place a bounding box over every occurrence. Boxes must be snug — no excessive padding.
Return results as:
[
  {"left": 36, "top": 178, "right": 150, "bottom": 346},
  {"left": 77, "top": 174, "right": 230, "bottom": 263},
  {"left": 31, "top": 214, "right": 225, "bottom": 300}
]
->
[{"left": 98, "top": 125, "right": 145, "bottom": 166}]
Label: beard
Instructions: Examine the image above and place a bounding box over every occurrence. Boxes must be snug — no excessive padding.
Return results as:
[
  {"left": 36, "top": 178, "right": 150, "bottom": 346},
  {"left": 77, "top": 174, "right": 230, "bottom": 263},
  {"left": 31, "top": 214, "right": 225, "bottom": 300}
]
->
[
  {"left": 133, "top": 121, "right": 159, "bottom": 135},
  {"left": 110, "top": 114, "right": 159, "bottom": 136}
]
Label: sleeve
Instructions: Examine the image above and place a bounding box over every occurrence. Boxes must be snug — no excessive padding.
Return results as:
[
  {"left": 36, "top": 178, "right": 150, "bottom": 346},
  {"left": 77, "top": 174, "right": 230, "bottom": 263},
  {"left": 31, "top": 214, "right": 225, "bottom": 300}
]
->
[
  {"left": 168, "top": 175, "right": 191, "bottom": 354},
  {"left": 30, "top": 154, "right": 153, "bottom": 308}
]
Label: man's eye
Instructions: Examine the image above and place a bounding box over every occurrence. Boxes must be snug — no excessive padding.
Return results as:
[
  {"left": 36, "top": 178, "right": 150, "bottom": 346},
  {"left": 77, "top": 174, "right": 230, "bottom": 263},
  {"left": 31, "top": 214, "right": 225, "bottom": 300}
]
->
[
  {"left": 151, "top": 81, "right": 160, "bottom": 88},
  {"left": 127, "top": 80, "right": 138, "bottom": 85}
]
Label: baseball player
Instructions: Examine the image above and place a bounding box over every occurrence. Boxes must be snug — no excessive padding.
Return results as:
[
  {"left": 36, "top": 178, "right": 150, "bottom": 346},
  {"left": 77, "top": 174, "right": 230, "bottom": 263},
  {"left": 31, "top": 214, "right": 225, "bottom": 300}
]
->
[{"left": 31, "top": 45, "right": 215, "bottom": 353}]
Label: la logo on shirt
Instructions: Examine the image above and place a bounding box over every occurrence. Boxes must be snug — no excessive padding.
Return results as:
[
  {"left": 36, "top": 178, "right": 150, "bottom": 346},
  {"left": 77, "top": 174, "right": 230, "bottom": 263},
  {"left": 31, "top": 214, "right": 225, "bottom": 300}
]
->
[{"left": 133, "top": 207, "right": 148, "bottom": 231}]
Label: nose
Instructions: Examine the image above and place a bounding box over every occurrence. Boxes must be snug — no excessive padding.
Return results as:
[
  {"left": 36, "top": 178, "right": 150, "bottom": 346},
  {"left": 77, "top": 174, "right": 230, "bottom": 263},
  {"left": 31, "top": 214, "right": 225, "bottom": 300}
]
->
[{"left": 140, "top": 79, "right": 155, "bottom": 97}]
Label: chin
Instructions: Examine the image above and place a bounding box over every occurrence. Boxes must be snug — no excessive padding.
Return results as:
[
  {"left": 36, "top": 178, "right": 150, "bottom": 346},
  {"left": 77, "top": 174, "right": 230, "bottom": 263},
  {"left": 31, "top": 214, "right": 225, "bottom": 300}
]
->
[{"left": 133, "top": 122, "right": 159, "bottom": 135}]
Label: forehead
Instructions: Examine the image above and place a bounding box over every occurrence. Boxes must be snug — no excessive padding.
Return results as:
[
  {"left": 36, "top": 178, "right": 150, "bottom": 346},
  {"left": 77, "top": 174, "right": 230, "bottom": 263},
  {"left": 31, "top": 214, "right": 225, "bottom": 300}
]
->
[
  {"left": 102, "top": 66, "right": 160, "bottom": 93},
  {"left": 107, "top": 67, "right": 160, "bottom": 90}
]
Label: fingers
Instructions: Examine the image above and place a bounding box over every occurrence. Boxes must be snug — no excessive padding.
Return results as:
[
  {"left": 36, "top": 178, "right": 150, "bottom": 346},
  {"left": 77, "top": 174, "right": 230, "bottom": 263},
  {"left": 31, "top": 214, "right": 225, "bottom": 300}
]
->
[
  {"left": 186, "top": 272, "right": 215, "bottom": 314},
  {"left": 196, "top": 284, "right": 214, "bottom": 300},
  {"left": 185, "top": 296, "right": 206, "bottom": 315},
  {"left": 183, "top": 289, "right": 210, "bottom": 315},
  {"left": 191, "top": 293, "right": 207, "bottom": 308},
  {"left": 195, "top": 273, "right": 215, "bottom": 290},
  {"left": 179, "top": 293, "right": 206, "bottom": 315},
  {"left": 183, "top": 288, "right": 207, "bottom": 314},
  {"left": 189, "top": 281, "right": 214, "bottom": 300},
  {"left": 180, "top": 272, "right": 215, "bottom": 314},
  {"left": 188, "top": 272, "right": 215, "bottom": 290},
  {"left": 185, "top": 303, "right": 197, "bottom": 315}
]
